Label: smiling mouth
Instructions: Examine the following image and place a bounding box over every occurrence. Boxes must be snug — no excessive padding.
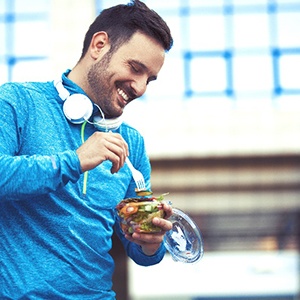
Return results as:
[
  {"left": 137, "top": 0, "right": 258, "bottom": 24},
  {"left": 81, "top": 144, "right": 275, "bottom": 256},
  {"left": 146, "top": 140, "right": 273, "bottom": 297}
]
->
[{"left": 117, "top": 87, "right": 130, "bottom": 103}]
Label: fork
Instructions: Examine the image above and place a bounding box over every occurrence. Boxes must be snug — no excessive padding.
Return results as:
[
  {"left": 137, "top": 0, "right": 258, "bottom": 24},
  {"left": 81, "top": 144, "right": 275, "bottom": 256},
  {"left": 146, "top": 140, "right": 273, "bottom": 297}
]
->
[{"left": 125, "top": 157, "right": 146, "bottom": 191}]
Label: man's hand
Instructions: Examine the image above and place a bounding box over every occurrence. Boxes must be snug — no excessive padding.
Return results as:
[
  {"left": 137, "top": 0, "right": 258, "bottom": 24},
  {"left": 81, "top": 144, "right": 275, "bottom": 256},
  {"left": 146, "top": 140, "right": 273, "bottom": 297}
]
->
[
  {"left": 76, "top": 131, "right": 129, "bottom": 173},
  {"left": 125, "top": 202, "right": 173, "bottom": 256}
]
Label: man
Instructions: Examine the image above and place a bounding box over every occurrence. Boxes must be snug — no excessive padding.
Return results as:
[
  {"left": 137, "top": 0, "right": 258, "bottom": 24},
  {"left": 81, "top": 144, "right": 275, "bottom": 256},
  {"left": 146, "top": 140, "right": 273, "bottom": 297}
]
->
[{"left": 0, "top": 1, "right": 173, "bottom": 299}]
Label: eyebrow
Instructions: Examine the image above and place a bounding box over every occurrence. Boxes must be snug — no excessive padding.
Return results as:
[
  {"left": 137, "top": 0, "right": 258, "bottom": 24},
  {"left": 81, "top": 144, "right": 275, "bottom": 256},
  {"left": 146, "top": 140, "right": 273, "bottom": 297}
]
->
[{"left": 131, "top": 59, "right": 158, "bottom": 82}]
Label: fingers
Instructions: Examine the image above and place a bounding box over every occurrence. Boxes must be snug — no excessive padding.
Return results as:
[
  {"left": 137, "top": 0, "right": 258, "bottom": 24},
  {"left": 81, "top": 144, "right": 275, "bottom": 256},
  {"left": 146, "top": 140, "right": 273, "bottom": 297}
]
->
[
  {"left": 104, "top": 133, "right": 129, "bottom": 173},
  {"left": 152, "top": 217, "right": 173, "bottom": 232},
  {"left": 125, "top": 204, "right": 173, "bottom": 244},
  {"left": 125, "top": 215, "right": 173, "bottom": 256},
  {"left": 76, "top": 131, "right": 129, "bottom": 173},
  {"left": 130, "top": 218, "right": 172, "bottom": 242},
  {"left": 126, "top": 231, "right": 163, "bottom": 256},
  {"left": 161, "top": 202, "right": 173, "bottom": 219}
]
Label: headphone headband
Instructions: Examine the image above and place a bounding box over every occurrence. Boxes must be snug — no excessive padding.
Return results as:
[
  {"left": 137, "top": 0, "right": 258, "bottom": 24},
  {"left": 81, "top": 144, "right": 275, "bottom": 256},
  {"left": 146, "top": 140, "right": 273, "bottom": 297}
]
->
[{"left": 53, "top": 78, "right": 70, "bottom": 100}]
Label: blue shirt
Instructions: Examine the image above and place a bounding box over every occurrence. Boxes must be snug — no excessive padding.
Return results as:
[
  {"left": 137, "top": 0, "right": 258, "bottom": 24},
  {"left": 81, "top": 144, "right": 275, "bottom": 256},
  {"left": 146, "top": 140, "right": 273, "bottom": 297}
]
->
[{"left": 0, "top": 72, "right": 165, "bottom": 299}]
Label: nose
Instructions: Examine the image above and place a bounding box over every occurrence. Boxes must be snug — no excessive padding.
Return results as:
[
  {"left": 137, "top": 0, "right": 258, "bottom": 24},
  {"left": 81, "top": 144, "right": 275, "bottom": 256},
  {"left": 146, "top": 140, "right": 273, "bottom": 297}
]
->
[{"left": 130, "top": 78, "right": 147, "bottom": 97}]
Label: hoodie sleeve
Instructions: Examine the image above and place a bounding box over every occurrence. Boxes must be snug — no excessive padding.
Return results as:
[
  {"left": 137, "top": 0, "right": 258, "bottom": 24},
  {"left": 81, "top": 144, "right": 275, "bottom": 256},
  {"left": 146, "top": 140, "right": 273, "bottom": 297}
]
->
[
  {"left": 0, "top": 151, "right": 82, "bottom": 201},
  {"left": 0, "top": 82, "right": 82, "bottom": 202}
]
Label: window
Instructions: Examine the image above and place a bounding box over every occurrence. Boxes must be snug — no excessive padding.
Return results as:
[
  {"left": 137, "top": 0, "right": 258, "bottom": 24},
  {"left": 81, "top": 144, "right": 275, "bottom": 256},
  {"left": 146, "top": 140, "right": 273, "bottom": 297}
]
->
[
  {"left": 0, "top": 0, "right": 50, "bottom": 84},
  {"left": 97, "top": 0, "right": 300, "bottom": 103}
]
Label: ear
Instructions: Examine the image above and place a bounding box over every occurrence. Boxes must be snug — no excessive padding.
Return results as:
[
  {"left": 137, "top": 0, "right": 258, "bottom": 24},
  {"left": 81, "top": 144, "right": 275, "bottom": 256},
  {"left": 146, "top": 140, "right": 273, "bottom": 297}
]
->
[{"left": 90, "top": 31, "right": 110, "bottom": 59}]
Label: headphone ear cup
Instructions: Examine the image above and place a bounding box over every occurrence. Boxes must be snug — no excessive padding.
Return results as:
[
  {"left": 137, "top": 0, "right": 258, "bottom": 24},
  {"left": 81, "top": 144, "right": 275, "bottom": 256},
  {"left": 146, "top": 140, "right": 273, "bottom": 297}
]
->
[{"left": 63, "top": 94, "right": 93, "bottom": 124}]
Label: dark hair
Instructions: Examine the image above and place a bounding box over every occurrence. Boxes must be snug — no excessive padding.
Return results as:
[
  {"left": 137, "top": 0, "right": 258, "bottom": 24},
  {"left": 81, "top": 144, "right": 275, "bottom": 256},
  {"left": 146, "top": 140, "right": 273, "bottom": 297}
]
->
[{"left": 80, "top": 0, "right": 173, "bottom": 60}]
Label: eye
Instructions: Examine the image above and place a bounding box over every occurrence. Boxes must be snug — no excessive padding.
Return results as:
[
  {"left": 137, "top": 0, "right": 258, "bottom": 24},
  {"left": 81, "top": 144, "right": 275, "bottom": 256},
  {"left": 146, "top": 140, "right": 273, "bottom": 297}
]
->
[{"left": 130, "top": 63, "right": 141, "bottom": 74}]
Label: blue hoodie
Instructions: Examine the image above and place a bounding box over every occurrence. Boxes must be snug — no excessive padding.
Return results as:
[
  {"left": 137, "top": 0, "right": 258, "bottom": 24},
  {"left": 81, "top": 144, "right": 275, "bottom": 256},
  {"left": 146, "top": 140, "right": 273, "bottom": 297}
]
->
[{"left": 0, "top": 72, "right": 165, "bottom": 299}]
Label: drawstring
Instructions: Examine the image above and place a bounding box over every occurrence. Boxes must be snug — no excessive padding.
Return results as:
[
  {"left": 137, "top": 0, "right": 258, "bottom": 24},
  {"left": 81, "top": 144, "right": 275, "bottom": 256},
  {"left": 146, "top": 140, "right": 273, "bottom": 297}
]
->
[{"left": 81, "top": 121, "right": 88, "bottom": 197}]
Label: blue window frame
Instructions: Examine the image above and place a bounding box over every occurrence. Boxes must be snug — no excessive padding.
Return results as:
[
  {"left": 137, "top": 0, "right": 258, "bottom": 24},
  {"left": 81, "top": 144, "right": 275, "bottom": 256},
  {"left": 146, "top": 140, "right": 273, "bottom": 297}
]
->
[
  {"left": 0, "top": 0, "right": 50, "bottom": 84},
  {"left": 96, "top": 0, "right": 300, "bottom": 102},
  {"left": 1, "top": 0, "right": 299, "bottom": 102}
]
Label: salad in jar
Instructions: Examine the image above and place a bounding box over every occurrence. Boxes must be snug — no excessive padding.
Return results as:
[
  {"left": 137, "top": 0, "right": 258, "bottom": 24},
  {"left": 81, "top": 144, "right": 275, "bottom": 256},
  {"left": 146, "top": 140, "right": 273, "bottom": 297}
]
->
[{"left": 116, "top": 193, "right": 169, "bottom": 234}]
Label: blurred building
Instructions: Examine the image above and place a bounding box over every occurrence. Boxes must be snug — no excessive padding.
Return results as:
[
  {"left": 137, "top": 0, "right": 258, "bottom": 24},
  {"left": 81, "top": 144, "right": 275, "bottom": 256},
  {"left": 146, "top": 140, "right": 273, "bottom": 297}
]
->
[{"left": 1, "top": 0, "right": 299, "bottom": 299}]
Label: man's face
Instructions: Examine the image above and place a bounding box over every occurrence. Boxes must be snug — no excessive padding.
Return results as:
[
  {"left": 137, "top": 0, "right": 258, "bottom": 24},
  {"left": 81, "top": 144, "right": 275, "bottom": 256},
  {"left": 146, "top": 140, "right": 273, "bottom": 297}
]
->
[{"left": 87, "top": 31, "right": 165, "bottom": 118}]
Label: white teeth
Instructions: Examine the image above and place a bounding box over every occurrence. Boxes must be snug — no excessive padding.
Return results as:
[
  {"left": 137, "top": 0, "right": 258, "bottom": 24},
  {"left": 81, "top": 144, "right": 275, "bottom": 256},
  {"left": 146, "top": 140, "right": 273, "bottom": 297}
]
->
[{"left": 117, "top": 88, "right": 129, "bottom": 102}]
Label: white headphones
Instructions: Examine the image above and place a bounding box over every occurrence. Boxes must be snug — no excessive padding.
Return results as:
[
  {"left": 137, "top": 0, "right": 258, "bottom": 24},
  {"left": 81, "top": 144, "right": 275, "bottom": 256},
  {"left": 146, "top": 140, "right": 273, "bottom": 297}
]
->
[{"left": 53, "top": 78, "right": 122, "bottom": 131}]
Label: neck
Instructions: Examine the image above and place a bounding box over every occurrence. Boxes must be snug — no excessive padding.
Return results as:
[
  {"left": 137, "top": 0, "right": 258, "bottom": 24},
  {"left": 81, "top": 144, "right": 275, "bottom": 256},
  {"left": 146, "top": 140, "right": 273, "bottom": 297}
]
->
[{"left": 67, "top": 64, "right": 92, "bottom": 100}]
